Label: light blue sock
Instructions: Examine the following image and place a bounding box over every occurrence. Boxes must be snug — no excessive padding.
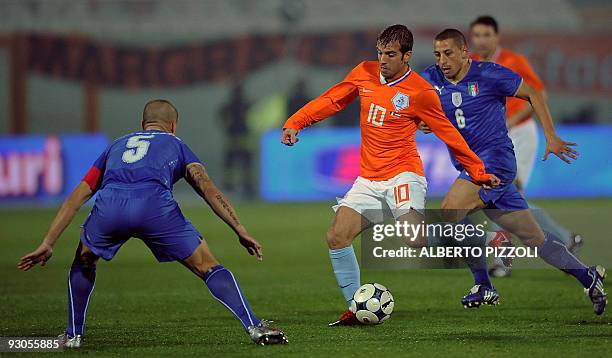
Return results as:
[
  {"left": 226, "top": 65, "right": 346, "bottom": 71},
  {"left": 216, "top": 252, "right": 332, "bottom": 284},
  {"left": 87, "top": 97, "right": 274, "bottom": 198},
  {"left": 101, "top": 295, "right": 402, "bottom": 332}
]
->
[
  {"left": 329, "top": 246, "right": 360, "bottom": 308},
  {"left": 529, "top": 203, "right": 572, "bottom": 246}
]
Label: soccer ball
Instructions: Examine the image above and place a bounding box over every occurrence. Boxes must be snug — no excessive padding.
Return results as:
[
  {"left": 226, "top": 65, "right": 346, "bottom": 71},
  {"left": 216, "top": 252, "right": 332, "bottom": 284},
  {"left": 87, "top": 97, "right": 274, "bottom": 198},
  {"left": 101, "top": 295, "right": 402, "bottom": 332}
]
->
[{"left": 349, "top": 283, "right": 394, "bottom": 324}]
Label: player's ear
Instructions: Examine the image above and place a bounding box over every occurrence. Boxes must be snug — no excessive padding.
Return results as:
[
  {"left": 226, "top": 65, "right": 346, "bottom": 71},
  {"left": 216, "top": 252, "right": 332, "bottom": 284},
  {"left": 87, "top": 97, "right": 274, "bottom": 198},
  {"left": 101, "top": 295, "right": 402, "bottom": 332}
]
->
[{"left": 402, "top": 51, "right": 413, "bottom": 65}]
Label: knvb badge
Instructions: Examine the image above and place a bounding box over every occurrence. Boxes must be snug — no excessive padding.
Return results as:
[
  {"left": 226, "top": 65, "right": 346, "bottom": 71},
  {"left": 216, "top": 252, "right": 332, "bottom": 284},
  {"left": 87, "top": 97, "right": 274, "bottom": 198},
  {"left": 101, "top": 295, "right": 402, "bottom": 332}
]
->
[
  {"left": 467, "top": 82, "right": 479, "bottom": 96},
  {"left": 391, "top": 92, "right": 409, "bottom": 112}
]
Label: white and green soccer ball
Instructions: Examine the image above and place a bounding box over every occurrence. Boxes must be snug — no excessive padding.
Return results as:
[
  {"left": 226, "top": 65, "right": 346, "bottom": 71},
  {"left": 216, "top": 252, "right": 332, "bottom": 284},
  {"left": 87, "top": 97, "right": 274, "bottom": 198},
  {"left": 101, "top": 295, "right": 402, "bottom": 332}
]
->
[{"left": 349, "top": 283, "right": 394, "bottom": 324}]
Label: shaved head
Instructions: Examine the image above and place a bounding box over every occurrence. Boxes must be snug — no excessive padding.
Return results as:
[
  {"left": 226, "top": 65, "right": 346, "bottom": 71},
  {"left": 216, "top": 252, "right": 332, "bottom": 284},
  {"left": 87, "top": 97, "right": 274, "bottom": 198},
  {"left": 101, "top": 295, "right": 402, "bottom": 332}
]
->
[{"left": 142, "top": 99, "right": 178, "bottom": 131}]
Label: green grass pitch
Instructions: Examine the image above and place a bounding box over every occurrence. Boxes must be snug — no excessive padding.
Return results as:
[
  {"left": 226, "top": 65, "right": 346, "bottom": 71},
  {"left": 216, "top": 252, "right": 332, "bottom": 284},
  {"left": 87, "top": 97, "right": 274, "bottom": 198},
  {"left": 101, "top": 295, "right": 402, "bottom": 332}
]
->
[{"left": 1, "top": 199, "right": 611, "bottom": 357}]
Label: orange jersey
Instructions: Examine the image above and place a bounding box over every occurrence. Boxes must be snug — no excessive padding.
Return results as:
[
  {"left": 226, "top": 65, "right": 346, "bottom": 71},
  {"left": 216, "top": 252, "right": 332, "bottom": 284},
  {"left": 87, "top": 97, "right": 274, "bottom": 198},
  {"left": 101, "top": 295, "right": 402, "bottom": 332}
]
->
[
  {"left": 283, "top": 61, "right": 488, "bottom": 182},
  {"left": 472, "top": 48, "right": 545, "bottom": 124}
]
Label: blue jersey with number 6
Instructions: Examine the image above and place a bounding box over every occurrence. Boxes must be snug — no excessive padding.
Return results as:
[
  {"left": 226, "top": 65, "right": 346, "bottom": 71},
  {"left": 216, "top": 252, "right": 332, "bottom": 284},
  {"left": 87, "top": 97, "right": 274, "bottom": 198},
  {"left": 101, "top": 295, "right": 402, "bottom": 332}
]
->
[
  {"left": 80, "top": 129, "right": 203, "bottom": 263},
  {"left": 421, "top": 61, "right": 529, "bottom": 211},
  {"left": 420, "top": 61, "right": 522, "bottom": 171}
]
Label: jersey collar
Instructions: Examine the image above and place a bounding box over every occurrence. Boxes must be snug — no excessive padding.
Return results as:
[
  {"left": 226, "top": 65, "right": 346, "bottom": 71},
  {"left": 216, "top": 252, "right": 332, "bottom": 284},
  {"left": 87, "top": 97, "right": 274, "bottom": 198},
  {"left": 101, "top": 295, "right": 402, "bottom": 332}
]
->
[{"left": 379, "top": 67, "right": 412, "bottom": 86}]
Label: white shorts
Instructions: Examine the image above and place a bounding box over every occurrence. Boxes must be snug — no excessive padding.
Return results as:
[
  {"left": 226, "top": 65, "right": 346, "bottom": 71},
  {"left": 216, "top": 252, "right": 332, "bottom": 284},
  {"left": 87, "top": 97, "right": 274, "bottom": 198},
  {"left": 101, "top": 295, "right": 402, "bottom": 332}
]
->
[
  {"left": 509, "top": 118, "right": 538, "bottom": 187},
  {"left": 332, "top": 171, "right": 427, "bottom": 224}
]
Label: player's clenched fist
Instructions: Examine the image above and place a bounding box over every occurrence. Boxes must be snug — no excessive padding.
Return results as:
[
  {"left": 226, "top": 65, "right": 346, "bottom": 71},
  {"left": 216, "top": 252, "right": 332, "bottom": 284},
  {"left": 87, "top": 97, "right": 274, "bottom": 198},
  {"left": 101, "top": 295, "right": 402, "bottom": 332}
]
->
[
  {"left": 483, "top": 174, "right": 501, "bottom": 189},
  {"left": 281, "top": 128, "right": 299, "bottom": 146}
]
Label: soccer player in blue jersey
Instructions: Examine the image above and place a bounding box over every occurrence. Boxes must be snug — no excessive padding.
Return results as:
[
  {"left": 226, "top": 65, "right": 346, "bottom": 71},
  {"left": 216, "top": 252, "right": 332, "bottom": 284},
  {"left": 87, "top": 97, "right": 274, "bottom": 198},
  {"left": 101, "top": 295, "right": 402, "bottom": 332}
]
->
[
  {"left": 419, "top": 29, "right": 607, "bottom": 315},
  {"left": 17, "top": 100, "right": 288, "bottom": 347}
]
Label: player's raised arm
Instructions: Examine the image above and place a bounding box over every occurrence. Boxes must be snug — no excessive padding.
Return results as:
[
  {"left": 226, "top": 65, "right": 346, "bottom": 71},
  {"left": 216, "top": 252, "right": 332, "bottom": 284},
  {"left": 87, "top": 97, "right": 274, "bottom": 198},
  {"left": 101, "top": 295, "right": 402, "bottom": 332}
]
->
[
  {"left": 415, "top": 89, "right": 500, "bottom": 188},
  {"left": 514, "top": 82, "right": 578, "bottom": 163},
  {"left": 281, "top": 66, "right": 360, "bottom": 146},
  {"left": 184, "top": 163, "right": 263, "bottom": 260},
  {"left": 17, "top": 181, "right": 95, "bottom": 271}
]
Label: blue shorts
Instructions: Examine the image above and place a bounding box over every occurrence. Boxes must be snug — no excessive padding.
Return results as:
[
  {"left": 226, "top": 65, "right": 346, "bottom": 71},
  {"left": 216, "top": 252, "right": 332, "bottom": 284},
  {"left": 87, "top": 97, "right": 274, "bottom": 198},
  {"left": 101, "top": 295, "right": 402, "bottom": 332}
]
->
[
  {"left": 80, "top": 185, "right": 202, "bottom": 262},
  {"left": 458, "top": 146, "right": 528, "bottom": 211}
]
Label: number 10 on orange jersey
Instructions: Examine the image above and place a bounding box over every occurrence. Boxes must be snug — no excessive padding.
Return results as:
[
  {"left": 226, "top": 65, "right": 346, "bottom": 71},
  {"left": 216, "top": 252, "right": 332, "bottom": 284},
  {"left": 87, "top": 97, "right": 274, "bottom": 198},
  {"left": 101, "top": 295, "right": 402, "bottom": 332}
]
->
[{"left": 367, "top": 103, "right": 386, "bottom": 127}]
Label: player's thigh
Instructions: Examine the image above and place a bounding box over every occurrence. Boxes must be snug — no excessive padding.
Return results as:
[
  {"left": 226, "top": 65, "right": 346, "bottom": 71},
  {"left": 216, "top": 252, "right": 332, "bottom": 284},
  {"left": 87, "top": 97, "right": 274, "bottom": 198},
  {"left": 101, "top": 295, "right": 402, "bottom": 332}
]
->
[
  {"left": 180, "top": 240, "right": 220, "bottom": 278},
  {"left": 395, "top": 209, "right": 427, "bottom": 247},
  {"left": 485, "top": 209, "right": 545, "bottom": 247},
  {"left": 327, "top": 206, "right": 371, "bottom": 249},
  {"left": 441, "top": 178, "right": 486, "bottom": 222},
  {"left": 384, "top": 171, "right": 427, "bottom": 219},
  {"left": 136, "top": 199, "right": 203, "bottom": 263}
]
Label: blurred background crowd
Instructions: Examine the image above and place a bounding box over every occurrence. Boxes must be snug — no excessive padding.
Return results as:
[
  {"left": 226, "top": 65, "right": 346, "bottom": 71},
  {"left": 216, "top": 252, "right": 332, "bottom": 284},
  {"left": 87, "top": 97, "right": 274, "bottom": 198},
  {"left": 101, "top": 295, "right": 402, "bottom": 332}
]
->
[{"left": 0, "top": 0, "right": 610, "bottom": 204}]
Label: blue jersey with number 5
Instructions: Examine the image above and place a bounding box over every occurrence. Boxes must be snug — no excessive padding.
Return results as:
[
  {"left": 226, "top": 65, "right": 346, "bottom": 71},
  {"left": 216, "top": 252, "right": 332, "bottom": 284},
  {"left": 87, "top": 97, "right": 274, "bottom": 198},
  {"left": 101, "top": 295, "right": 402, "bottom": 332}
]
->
[
  {"left": 87, "top": 129, "right": 201, "bottom": 192},
  {"left": 420, "top": 61, "right": 522, "bottom": 171}
]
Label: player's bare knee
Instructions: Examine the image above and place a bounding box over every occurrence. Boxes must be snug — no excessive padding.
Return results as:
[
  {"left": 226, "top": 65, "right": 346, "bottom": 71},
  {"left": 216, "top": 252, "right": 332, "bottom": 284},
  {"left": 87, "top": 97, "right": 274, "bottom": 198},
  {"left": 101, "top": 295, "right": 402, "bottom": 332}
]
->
[
  {"left": 73, "top": 244, "right": 98, "bottom": 268},
  {"left": 184, "top": 250, "right": 219, "bottom": 278},
  {"left": 326, "top": 226, "right": 354, "bottom": 250}
]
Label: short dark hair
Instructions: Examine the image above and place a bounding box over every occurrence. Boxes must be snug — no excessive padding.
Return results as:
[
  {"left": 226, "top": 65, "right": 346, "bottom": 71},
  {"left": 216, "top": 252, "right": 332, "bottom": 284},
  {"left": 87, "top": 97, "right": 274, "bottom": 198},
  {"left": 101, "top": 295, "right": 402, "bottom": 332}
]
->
[
  {"left": 434, "top": 28, "right": 467, "bottom": 49},
  {"left": 143, "top": 99, "right": 179, "bottom": 125},
  {"left": 377, "top": 24, "right": 414, "bottom": 53},
  {"left": 470, "top": 15, "right": 499, "bottom": 33}
]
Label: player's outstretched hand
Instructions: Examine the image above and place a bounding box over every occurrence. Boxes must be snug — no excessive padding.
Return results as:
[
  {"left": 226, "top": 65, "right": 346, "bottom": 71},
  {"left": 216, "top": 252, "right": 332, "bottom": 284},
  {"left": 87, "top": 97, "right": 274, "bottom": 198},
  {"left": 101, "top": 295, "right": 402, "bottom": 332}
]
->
[
  {"left": 238, "top": 231, "right": 263, "bottom": 261},
  {"left": 281, "top": 128, "right": 299, "bottom": 146},
  {"left": 417, "top": 121, "right": 432, "bottom": 134},
  {"left": 543, "top": 136, "right": 578, "bottom": 164},
  {"left": 482, "top": 174, "right": 501, "bottom": 190},
  {"left": 18, "top": 242, "right": 53, "bottom": 271}
]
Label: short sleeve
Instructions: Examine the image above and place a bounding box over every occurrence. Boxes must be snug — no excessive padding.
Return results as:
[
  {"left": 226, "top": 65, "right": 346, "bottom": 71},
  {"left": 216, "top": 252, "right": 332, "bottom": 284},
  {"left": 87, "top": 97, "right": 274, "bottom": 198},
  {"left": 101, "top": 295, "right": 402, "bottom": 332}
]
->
[
  {"left": 82, "top": 148, "right": 109, "bottom": 190},
  {"left": 180, "top": 141, "right": 202, "bottom": 169},
  {"left": 91, "top": 148, "right": 108, "bottom": 170},
  {"left": 486, "top": 63, "right": 523, "bottom": 97}
]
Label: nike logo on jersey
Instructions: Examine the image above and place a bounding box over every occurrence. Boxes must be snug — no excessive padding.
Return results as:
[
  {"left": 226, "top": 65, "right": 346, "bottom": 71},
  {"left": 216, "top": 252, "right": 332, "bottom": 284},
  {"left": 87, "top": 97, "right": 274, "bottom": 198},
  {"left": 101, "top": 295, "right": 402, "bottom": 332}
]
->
[{"left": 361, "top": 88, "right": 373, "bottom": 93}]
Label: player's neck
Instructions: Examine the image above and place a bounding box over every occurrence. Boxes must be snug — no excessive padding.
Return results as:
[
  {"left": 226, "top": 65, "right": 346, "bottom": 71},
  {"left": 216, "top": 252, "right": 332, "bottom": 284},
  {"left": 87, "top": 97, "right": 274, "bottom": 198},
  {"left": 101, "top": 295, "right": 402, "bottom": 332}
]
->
[
  {"left": 144, "top": 124, "right": 167, "bottom": 132},
  {"left": 384, "top": 64, "right": 410, "bottom": 83},
  {"left": 446, "top": 59, "right": 472, "bottom": 84}
]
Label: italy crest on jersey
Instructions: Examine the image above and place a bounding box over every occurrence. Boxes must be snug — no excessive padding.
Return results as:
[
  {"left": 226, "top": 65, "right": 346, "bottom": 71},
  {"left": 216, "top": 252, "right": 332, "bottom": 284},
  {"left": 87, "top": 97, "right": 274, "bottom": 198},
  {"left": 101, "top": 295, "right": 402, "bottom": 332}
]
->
[
  {"left": 452, "top": 92, "right": 462, "bottom": 107},
  {"left": 467, "top": 82, "right": 479, "bottom": 96},
  {"left": 392, "top": 92, "right": 409, "bottom": 111}
]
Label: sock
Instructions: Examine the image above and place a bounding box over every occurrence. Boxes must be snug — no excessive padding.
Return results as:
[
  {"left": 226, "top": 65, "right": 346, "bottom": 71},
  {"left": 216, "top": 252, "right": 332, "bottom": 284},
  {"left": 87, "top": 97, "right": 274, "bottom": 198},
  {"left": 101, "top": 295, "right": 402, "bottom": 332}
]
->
[
  {"left": 539, "top": 233, "right": 592, "bottom": 288},
  {"left": 329, "top": 246, "right": 360, "bottom": 307},
  {"left": 204, "top": 265, "right": 260, "bottom": 330},
  {"left": 529, "top": 203, "right": 573, "bottom": 246},
  {"left": 456, "top": 218, "right": 493, "bottom": 289},
  {"left": 464, "top": 253, "right": 493, "bottom": 288},
  {"left": 66, "top": 263, "right": 96, "bottom": 337},
  {"left": 422, "top": 218, "right": 493, "bottom": 288}
]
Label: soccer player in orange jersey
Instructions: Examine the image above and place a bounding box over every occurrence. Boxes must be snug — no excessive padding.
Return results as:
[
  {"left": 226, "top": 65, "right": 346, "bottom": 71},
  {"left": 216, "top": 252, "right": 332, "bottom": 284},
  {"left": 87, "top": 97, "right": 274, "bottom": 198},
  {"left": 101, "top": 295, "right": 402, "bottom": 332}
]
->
[
  {"left": 470, "top": 16, "right": 583, "bottom": 277},
  {"left": 281, "top": 25, "right": 500, "bottom": 326}
]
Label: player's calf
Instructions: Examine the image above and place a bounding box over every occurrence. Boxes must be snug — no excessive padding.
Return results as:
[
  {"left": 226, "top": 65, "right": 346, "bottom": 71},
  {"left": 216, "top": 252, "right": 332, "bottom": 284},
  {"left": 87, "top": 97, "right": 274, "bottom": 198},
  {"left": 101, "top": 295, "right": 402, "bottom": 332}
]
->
[
  {"left": 64, "top": 242, "right": 99, "bottom": 342},
  {"left": 181, "top": 241, "right": 289, "bottom": 344}
]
